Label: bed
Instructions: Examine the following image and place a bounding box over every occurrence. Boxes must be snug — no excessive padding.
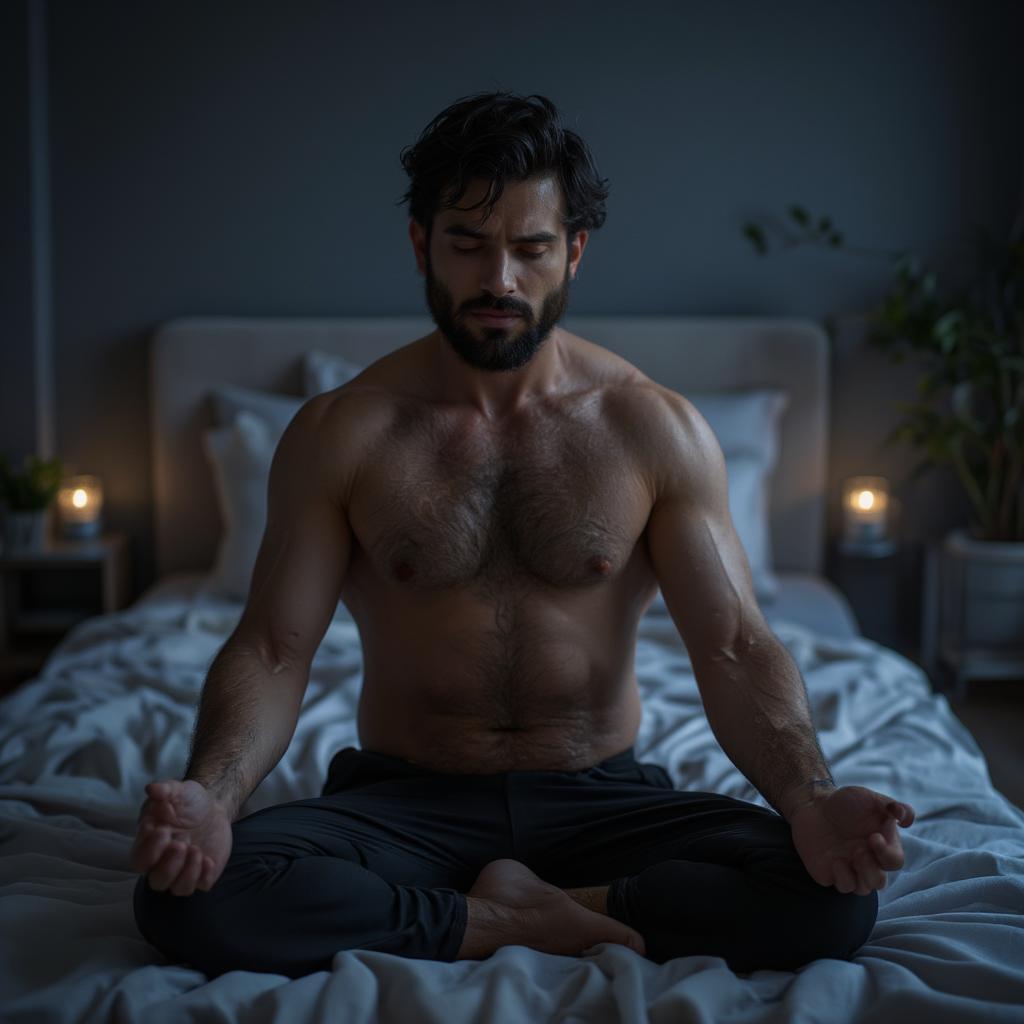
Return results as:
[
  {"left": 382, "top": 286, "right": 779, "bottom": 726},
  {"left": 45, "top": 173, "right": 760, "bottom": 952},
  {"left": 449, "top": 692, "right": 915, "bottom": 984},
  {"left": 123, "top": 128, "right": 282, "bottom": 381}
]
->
[{"left": 2, "top": 315, "right": 1023, "bottom": 1023}]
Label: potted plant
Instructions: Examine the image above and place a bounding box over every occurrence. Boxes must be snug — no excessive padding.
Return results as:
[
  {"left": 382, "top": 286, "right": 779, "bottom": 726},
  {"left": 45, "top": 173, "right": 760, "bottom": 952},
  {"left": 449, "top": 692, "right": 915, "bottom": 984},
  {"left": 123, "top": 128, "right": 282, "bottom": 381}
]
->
[
  {"left": 741, "top": 206, "right": 1024, "bottom": 693},
  {"left": 0, "top": 454, "right": 65, "bottom": 552}
]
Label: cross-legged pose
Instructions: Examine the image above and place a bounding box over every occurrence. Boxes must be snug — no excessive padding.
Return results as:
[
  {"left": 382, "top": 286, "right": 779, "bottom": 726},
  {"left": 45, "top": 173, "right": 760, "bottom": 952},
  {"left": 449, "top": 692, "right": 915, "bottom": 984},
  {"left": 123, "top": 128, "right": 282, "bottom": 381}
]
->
[{"left": 132, "top": 91, "right": 915, "bottom": 979}]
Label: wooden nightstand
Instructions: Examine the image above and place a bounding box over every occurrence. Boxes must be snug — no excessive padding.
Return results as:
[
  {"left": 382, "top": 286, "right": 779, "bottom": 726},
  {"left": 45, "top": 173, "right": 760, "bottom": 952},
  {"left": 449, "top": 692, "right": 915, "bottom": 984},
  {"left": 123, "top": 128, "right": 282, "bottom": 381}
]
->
[{"left": 0, "top": 531, "right": 132, "bottom": 693}]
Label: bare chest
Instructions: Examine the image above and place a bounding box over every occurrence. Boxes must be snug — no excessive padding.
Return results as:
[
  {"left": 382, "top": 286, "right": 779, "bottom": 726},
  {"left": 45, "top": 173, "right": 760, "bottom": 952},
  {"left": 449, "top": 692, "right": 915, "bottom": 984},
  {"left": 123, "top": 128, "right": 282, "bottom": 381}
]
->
[{"left": 350, "top": 400, "right": 650, "bottom": 591}]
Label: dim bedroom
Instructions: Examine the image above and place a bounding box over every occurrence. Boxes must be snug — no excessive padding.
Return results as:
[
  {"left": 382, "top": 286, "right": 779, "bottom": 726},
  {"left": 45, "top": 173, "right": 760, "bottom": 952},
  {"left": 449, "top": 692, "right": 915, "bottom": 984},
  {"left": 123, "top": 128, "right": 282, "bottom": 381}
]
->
[
  {"left": 3, "top": 2, "right": 1024, "bottom": 1022},
  {"left": 2, "top": 315, "right": 1023, "bottom": 1021}
]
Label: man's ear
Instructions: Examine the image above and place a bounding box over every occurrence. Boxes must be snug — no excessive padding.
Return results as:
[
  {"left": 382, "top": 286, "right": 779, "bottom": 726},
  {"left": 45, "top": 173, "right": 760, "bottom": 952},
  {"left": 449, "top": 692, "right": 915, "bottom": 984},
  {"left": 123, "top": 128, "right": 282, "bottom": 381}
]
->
[
  {"left": 568, "top": 229, "right": 589, "bottom": 280},
  {"left": 409, "top": 218, "right": 428, "bottom": 275}
]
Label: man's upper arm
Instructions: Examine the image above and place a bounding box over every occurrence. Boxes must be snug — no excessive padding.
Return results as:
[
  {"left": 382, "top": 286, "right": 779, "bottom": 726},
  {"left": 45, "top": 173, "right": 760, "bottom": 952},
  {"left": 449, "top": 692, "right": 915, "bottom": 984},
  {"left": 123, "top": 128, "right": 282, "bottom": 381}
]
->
[
  {"left": 644, "top": 389, "right": 774, "bottom": 678},
  {"left": 231, "top": 392, "right": 356, "bottom": 681}
]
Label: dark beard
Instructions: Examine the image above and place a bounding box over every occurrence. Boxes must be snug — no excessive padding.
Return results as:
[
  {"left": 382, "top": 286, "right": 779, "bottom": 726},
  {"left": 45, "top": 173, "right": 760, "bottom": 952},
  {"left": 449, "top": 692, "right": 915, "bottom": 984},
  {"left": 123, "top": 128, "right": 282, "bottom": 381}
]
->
[{"left": 423, "top": 255, "right": 572, "bottom": 373}]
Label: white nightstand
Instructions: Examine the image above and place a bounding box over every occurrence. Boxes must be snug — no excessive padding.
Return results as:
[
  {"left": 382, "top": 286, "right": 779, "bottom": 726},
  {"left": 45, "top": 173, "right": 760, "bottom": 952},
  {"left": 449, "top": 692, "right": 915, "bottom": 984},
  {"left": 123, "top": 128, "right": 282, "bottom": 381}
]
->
[
  {"left": 0, "top": 531, "right": 132, "bottom": 692},
  {"left": 920, "top": 542, "right": 1024, "bottom": 704}
]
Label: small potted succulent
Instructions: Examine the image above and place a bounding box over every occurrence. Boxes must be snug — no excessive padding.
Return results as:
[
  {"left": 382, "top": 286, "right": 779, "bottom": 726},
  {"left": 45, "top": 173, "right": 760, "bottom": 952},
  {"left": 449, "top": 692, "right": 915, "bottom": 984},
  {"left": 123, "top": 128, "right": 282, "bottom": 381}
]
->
[
  {"left": 0, "top": 454, "right": 64, "bottom": 552},
  {"left": 742, "top": 205, "right": 1023, "bottom": 693}
]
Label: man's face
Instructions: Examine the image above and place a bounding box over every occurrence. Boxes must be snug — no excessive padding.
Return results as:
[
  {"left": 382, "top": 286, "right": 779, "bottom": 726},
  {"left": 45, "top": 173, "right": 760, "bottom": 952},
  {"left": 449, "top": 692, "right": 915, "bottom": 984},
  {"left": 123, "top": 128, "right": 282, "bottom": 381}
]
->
[{"left": 411, "top": 175, "right": 587, "bottom": 373}]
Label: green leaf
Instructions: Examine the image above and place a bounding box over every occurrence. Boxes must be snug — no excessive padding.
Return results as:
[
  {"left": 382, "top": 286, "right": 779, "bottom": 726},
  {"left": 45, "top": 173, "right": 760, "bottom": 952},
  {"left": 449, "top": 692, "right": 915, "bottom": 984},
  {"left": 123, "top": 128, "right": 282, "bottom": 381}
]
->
[
  {"left": 926, "top": 436, "right": 951, "bottom": 462},
  {"left": 950, "top": 380, "right": 977, "bottom": 422},
  {"left": 742, "top": 223, "right": 767, "bottom": 254},
  {"left": 933, "top": 310, "right": 963, "bottom": 354},
  {"left": 789, "top": 204, "right": 810, "bottom": 227},
  {"left": 908, "top": 459, "right": 933, "bottom": 483},
  {"left": 829, "top": 232, "right": 843, "bottom": 247}
]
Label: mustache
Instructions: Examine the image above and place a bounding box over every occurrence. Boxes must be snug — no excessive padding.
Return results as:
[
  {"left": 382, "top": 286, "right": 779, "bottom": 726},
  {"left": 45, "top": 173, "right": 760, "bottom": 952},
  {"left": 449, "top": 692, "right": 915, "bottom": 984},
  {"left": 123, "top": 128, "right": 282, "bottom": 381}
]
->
[{"left": 468, "top": 305, "right": 526, "bottom": 316}]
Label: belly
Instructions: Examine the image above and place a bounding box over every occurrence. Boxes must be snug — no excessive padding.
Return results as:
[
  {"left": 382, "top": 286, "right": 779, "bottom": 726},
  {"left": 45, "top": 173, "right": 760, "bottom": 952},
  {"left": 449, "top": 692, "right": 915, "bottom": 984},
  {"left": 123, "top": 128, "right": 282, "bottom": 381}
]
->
[
  {"left": 358, "top": 686, "right": 644, "bottom": 773},
  {"left": 361, "top": 710, "right": 642, "bottom": 773},
  {"left": 351, "top": 583, "right": 650, "bottom": 773}
]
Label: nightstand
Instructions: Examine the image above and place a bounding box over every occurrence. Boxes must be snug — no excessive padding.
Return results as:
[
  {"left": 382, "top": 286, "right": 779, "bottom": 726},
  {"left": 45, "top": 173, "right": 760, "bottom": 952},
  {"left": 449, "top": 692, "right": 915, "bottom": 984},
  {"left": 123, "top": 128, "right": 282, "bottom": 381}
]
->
[
  {"left": 825, "top": 540, "right": 925, "bottom": 667},
  {"left": 0, "top": 531, "right": 132, "bottom": 693},
  {"left": 919, "top": 541, "right": 1024, "bottom": 703}
]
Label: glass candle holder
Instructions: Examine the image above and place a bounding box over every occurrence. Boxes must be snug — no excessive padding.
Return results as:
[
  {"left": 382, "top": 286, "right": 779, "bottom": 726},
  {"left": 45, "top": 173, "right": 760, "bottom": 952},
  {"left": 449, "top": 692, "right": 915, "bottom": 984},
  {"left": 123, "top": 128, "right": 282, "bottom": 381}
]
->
[
  {"left": 56, "top": 474, "right": 104, "bottom": 539},
  {"left": 840, "top": 475, "right": 896, "bottom": 556}
]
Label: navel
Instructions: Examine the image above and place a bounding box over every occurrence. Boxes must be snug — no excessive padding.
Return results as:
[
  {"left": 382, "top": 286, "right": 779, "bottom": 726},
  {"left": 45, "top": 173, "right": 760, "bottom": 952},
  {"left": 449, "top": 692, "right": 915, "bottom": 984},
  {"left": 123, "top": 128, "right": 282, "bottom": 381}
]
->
[{"left": 393, "top": 560, "right": 416, "bottom": 582}]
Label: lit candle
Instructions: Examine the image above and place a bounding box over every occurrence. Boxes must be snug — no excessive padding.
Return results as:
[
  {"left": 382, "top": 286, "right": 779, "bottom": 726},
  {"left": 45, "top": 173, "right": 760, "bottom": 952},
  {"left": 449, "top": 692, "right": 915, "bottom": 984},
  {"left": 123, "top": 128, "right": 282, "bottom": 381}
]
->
[
  {"left": 56, "top": 474, "right": 104, "bottom": 539},
  {"left": 842, "top": 476, "right": 890, "bottom": 548}
]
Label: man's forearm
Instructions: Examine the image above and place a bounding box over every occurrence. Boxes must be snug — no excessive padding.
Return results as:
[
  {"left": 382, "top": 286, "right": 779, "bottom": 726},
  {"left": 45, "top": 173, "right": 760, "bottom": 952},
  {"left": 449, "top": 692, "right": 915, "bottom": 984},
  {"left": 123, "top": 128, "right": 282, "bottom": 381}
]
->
[
  {"left": 695, "top": 638, "right": 835, "bottom": 822},
  {"left": 183, "top": 637, "right": 307, "bottom": 821}
]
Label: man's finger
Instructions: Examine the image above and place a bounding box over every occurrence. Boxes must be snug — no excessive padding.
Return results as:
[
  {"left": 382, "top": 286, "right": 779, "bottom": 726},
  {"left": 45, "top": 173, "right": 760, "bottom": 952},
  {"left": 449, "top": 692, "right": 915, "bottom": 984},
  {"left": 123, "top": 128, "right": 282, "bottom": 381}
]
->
[
  {"left": 170, "top": 846, "right": 204, "bottom": 897},
  {"left": 133, "top": 827, "right": 171, "bottom": 874},
  {"left": 870, "top": 829, "right": 905, "bottom": 871},
  {"left": 854, "top": 848, "right": 885, "bottom": 893},
  {"left": 197, "top": 856, "right": 217, "bottom": 893},
  {"left": 886, "top": 800, "right": 915, "bottom": 827},
  {"left": 147, "top": 841, "right": 188, "bottom": 891}
]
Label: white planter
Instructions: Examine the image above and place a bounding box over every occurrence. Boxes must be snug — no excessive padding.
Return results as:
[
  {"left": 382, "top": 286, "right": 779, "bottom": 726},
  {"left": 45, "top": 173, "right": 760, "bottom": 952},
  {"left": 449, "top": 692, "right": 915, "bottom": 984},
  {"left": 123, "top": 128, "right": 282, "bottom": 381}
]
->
[{"left": 936, "top": 527, "right": 1024, "bottom": 700}]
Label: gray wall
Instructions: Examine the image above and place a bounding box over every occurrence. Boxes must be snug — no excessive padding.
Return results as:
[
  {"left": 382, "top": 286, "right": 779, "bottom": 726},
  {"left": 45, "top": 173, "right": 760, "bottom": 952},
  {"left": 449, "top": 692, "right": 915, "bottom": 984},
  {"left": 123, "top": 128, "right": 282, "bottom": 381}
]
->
[
  {"left": 3, "top": 0, "right": 1022, "bottom": 598},
  {"left": 1, "top": 1, "right": 35, "bottom": 462}
]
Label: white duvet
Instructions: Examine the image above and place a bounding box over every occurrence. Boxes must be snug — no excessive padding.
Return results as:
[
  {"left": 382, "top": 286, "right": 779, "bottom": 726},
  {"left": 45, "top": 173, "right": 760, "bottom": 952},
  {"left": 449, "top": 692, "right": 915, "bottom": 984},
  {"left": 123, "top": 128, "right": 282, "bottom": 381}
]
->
[{"left": 1, "top": 578, "right": 1023, "bottom": 1024}]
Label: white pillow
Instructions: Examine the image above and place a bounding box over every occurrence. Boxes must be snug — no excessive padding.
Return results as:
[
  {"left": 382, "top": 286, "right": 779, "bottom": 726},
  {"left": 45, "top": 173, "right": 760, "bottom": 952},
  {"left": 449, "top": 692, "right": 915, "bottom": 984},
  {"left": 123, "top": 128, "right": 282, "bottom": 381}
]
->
[
  {"left": 722, "top": 453, "right": 778, "bottom": 601},
  {"left": 302, "top": 349, "right": 365, "bottom": 396},
  {"left": 201, "top": 411, "right": 276, "bottom": 601},
  {"left": 209, "top": 384, "right": 303, "bottom": 443},
  {"left": 664, "top": 388, "right": 789, "bottom": 604}
]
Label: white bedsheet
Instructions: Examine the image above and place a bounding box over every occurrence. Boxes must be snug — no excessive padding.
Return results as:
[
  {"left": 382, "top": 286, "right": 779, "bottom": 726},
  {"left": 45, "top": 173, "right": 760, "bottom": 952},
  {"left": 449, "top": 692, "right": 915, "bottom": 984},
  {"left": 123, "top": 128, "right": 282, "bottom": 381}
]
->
[{"left": 1, "top": 579, "right": 1023, "bottom": 1023}]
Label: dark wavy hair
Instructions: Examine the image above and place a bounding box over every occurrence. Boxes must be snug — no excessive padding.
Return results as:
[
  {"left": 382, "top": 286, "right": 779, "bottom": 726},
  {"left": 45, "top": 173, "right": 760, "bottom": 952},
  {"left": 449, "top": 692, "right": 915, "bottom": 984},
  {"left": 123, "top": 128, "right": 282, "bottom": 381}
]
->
[{"left": 397, "top": 91, "right": 609, "bottom": 247}]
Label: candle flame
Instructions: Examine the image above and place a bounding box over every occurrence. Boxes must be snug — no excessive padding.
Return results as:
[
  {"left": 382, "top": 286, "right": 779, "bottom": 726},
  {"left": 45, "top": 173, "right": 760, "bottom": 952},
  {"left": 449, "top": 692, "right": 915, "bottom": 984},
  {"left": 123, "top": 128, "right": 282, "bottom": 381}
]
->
[
  {"left": 72, "top": 488, "right": 88, "bottom": 508},
  {"left": 855, "top": 489, "right": 876, "bottom": 511}
]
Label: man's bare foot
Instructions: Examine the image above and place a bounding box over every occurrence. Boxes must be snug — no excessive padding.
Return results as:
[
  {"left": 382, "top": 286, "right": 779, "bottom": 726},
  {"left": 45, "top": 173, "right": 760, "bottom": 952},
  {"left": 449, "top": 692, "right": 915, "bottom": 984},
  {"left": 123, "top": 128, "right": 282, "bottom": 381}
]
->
[{"left": 456, "top": 858, "right": 646, "bottom": 959}]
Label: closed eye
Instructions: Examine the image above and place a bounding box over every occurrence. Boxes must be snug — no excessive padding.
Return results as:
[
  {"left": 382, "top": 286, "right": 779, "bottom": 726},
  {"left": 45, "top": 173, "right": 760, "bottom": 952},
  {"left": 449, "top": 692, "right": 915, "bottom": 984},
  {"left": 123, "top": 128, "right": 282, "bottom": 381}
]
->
[{"left": 453, "top": 247, "right": 547, "bottom": 260}]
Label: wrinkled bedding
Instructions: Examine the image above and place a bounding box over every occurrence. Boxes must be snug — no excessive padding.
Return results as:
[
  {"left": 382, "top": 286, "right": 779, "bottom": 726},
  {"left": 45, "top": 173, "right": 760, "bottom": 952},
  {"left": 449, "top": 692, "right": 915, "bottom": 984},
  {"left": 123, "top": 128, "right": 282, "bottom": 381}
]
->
[{"left": 1, "top": 576, "right": 1023, "bottom": 1023}]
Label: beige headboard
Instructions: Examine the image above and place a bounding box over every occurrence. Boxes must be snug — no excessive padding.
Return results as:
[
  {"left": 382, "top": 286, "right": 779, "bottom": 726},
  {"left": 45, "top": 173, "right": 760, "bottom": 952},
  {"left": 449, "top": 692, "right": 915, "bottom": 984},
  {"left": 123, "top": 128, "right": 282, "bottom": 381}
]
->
[{"left": 149, "top": 316, "right": 830, "bottom": 580}]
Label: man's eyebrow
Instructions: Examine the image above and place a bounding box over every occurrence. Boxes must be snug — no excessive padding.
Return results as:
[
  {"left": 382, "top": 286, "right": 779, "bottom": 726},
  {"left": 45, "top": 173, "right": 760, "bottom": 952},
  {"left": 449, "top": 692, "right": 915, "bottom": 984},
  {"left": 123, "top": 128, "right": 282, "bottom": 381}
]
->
[{"left": 442, "top": 225, "right": 559, "bottom": 244}]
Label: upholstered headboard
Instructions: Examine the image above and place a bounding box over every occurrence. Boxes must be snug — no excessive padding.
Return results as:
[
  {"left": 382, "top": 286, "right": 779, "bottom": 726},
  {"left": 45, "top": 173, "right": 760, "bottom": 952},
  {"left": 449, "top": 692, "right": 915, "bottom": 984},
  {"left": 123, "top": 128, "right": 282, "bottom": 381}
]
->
[{"left": 149, "top": 316, "right": 830, "bottom": 580}]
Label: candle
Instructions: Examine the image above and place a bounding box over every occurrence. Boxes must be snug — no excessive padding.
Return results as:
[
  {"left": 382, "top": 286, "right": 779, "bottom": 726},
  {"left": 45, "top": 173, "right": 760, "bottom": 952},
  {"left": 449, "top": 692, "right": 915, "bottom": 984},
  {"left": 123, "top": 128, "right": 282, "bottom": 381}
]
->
[
  {"left": 57, "top": 474, "right": 104, "bottom": 539},
  {"left": 841, "top": 476, "right": 891, "bottom": 550}
]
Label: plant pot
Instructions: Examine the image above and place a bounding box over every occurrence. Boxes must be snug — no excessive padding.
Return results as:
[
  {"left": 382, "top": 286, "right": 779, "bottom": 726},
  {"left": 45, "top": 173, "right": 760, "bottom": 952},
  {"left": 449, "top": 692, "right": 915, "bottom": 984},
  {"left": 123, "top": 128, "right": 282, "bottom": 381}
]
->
[
  {"left": 937, "top": 527, "right": 1024, "bottom": 700},
  {"left": 1, "top": 508, "right": 50, "bottom": 552}
]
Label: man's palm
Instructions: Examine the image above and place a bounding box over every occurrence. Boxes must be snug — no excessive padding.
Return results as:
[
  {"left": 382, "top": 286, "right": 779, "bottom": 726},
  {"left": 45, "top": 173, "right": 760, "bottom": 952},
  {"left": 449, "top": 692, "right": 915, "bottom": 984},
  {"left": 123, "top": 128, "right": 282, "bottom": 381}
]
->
[
  {"left": 790, "top": 784, "right": 914, "bottom": 895},
  {"left": 132, "top": 779, "right": 233, "bottom": 896}
]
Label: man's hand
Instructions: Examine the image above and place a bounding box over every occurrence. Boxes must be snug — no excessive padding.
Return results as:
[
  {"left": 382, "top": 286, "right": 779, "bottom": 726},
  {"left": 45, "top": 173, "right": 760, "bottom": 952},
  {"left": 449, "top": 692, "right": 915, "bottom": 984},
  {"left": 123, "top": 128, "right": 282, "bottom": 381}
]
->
[
  {"left": 788, "top": 785, "right": 916, "bottom": 895},
  {"left": 131, "top": 779, "right": 234, "bottom": 896}
]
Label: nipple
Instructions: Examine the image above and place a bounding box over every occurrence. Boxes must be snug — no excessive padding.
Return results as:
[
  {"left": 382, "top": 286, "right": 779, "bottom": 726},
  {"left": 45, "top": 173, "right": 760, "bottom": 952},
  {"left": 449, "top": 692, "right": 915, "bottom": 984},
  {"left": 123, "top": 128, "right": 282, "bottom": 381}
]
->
[
  {"left": 394, "top": 561, "right": 416, "bottom": 582},
  {"left": 589, "top": 556, "right": 613, "bottom": 576}
]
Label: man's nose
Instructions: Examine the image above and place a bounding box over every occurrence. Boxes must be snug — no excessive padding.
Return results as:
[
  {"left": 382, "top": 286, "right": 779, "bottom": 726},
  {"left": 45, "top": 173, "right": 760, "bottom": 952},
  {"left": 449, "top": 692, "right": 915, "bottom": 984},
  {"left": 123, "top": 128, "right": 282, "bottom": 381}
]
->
[{"left": 478, "top": 251, "right": 516, "bottom": 297}]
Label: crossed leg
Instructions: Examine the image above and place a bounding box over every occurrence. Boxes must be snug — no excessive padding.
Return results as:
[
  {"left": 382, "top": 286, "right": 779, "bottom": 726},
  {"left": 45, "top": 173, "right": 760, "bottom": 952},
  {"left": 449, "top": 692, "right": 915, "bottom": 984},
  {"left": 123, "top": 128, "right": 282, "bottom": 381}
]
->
[
  {"left": 133, "top": 753, "right": 877, "bottom": 976},
  {"left": 510, "top": 776, "right": 879, "bottom": 972}
]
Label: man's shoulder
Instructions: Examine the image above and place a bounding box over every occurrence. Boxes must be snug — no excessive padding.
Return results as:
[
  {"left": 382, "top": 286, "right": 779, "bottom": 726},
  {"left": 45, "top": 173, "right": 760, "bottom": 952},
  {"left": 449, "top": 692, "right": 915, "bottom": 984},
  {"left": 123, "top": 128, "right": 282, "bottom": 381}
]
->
[
  {"left": 574, "top": 339, "right": 695, "bottom": 449},
  {"left": 309, "top": 337, "right": 430, "bottom": 433},
  {"left": 570, "top": 335, "right": 710, "bottom": 489},
  {"left": 284, "top": 360, "right": 410, "bottom": 499},
  {"left": 565, "top": 330, "right": 689, "bottom": 409}
]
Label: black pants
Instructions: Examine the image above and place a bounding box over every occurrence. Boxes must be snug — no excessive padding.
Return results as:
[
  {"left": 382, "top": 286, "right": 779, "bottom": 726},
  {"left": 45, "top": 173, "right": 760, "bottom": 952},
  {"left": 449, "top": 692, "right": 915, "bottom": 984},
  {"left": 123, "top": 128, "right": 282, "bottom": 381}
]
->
[{"left": 133, "top": 746, "right": 877, "bottom": 978}]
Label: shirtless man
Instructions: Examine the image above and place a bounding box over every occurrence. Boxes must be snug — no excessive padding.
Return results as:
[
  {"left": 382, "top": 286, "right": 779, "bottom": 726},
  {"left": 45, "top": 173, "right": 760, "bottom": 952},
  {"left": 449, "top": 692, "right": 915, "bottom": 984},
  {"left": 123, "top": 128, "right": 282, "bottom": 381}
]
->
[{"left": 132, "top": 91, "right": 915, "bottom": 979}]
